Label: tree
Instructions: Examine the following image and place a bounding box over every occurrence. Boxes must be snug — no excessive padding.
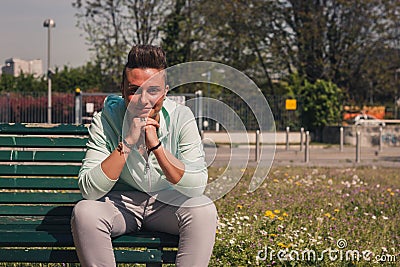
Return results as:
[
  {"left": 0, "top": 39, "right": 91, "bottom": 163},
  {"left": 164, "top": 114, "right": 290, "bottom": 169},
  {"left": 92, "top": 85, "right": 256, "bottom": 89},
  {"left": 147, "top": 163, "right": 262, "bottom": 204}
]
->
[{"left": 72, "top": 0, "right": 168, "bottom": 86}]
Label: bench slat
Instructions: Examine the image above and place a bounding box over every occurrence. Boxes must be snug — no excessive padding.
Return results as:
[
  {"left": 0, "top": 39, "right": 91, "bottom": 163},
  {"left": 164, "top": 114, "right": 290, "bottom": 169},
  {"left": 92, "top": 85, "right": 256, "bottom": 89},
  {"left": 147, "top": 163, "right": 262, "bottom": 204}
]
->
[
  {"left": 0, "top": 123, "right": 89, "bottom": 135},
  {"left": 0, "top": 165, "right": 81, "bottom": 176},
  {"left": 0, "top": 205, "right": 74, "bottom": 216},
  {"left": 0, "top": 231, "right": 179, "bottom": 247},
  {"left": 0, "top": 151, "right": 85, "bottom": 162},
  {"left": 0, "top": 248, "right": 176, "bottom": 263},
  {"left": 0, "top": 136, "right": 87, "bottom": 148},
  {"left": 0, "top": 177, "right": 78, "bottom": 189},
  {"left": 0, "top": 192, "right": 82, "bottom": 204}
]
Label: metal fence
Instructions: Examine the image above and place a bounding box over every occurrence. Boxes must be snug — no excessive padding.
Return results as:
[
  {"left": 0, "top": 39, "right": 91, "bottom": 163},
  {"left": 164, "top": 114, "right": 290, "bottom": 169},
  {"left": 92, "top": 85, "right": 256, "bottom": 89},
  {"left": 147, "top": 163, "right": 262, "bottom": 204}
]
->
[{"left": 0, "top": 91, "right": 301, "bottom": 131}]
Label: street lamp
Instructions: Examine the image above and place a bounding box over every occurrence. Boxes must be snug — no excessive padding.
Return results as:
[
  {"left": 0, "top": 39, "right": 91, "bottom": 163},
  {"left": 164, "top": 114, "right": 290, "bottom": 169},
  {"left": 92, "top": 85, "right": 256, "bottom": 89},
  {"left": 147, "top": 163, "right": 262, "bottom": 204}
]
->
[{"left": 43, "top": 18, "right": 55, "bottom": 123}]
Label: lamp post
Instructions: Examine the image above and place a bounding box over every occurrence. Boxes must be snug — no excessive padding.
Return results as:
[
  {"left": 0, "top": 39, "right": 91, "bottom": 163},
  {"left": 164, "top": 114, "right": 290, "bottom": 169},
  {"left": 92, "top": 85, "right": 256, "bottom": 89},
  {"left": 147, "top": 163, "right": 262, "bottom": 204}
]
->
[{"left": 43, "top": 18, "right": 55, "bottom": 124}]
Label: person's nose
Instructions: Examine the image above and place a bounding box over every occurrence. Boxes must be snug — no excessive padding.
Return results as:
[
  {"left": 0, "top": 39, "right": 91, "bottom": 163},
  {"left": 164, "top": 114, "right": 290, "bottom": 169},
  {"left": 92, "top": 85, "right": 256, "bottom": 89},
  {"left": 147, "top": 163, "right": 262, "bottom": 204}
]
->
[{"left": 139, "top": 91, "right": 150, "bottom": 106}]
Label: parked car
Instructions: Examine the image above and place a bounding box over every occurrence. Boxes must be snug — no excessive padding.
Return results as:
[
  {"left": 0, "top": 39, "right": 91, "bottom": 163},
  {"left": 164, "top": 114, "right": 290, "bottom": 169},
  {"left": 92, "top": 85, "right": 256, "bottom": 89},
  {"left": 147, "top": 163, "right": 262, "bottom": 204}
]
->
[{"left": 353, "top": 114, "right": 385, "bottom": 126}]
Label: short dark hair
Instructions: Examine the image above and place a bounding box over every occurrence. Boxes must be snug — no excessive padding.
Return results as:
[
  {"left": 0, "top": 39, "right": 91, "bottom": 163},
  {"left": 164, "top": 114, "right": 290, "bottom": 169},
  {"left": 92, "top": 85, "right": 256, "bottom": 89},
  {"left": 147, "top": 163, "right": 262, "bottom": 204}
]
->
[
  {"left": 122, "top": 45, "right": 167, "bottom": 87},
  {"left": 125, "top": 45, "right": 167, "bottom": 70}
]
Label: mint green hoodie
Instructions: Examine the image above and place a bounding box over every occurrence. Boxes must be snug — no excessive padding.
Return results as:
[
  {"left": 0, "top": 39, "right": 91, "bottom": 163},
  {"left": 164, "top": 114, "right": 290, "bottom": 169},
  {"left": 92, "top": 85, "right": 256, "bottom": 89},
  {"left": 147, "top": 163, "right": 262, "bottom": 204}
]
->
[{"left": 78, "top": 95, "right": 208, "bottom": 200}]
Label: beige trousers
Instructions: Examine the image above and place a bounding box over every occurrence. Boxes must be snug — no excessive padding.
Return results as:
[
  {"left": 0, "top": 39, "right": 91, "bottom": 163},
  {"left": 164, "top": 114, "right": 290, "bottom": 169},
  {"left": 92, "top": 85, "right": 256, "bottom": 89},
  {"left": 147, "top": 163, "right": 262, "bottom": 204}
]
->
[{"left": 71, "top": 190, "right": 217, "bottom": 267}]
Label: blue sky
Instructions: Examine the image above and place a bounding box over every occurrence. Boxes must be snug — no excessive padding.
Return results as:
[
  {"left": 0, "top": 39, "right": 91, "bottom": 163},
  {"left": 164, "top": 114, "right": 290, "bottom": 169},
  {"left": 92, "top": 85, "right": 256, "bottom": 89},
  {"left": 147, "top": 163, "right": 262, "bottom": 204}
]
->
[{"left": 0, "top": 0, "right": 91, "bottom": 69}]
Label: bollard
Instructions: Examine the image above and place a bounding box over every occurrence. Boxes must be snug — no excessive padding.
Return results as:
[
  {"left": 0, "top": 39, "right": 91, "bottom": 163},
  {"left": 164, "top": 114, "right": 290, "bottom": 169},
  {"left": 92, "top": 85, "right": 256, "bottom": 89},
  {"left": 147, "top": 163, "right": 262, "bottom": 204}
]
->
[
  {"left": 286, "top": 126, "right": 290, "bottom": 150},
  {"left": 340, "top": 127, "right": 344, "bottom": 152},
  {"left": 74, "top": 88, "right": 82, "bottom": 124},
  {"left": 379, "top": 126, "right": 383, "bottom": 152},
  {"left": 305, "top": 131, "right": 310, "bottom": 163},
  {"left": 255, "top": 130, "right": 260, "bottom": 162},
  {"left": 300, "top": 127, "right": 304, "bottom": 151},
  {"left": 356, "top": 131, "right": 361, "bottom": 163}
]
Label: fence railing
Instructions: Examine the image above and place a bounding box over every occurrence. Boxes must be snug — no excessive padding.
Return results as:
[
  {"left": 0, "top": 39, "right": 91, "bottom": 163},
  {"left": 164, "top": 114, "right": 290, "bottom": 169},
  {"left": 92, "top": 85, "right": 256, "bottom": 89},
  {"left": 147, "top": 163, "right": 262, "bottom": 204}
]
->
[{"left": 0, "top": 91, "right": 302, "bottom": 131}]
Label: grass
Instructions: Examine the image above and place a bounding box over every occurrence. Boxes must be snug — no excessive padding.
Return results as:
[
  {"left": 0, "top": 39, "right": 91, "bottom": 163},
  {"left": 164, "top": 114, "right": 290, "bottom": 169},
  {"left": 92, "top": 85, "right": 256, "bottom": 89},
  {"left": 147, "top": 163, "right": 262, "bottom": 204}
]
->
[
  {"left": 209, "top": 166, "right": 399, "bottom": 266},
  {"left": 1, "top": 166, "right": 398, "bottom": 266}
]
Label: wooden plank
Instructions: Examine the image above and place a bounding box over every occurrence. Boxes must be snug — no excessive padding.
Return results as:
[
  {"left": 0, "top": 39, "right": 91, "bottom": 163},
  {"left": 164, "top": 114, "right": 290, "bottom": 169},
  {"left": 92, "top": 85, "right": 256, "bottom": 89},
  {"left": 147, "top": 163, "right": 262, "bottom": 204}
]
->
[
  {"left": 0, "top": 123, "right": 89, "bottom": 135},
  {"left": 0, "top": 248, "right": 176, "bottom": 263},
  {"left": 0, "top": 216, "right": 71, "bottom": 225},
  {"left": 0, "top": 165, "right": 81, "bottom": 176},
  {"left": 0, "top": 177, "right": 78, "bottom": 189},
  {"left": 0, "top": 136, "right": 87, "bottom": 148},
  {"left": 0, "top": 192, "right": 82, "bottom": 204},
  {"left": 0, "top": 151, "right": 85, "bottom": 162},
  {"left": 0, "top": 231, "right": 179, "bottom": 247},
  {"left": 0, "top": 204, "right": 74, "bottom": 216}
]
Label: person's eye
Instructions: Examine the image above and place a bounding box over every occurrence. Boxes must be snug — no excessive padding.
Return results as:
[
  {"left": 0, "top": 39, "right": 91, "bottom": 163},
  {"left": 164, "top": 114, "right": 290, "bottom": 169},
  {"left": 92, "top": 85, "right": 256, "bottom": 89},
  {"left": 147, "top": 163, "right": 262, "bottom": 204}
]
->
[{"left": 148, "top": 87, "right": 162, "bottom": 95}]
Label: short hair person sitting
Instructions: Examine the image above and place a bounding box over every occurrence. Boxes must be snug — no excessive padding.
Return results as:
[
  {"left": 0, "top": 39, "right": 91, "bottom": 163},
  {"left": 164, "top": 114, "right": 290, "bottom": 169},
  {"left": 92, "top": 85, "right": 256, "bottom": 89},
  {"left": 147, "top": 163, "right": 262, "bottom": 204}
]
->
[{"left": 71, "top": 45, "right": 217, "bottom": 267}]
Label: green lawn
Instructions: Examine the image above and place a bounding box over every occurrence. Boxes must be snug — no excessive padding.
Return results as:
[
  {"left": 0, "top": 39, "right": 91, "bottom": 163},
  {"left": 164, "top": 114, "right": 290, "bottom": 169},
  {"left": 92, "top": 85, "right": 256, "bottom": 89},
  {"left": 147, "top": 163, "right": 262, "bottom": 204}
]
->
[{"left": 210, "top": 166, "right": 399, "bottom": 266}]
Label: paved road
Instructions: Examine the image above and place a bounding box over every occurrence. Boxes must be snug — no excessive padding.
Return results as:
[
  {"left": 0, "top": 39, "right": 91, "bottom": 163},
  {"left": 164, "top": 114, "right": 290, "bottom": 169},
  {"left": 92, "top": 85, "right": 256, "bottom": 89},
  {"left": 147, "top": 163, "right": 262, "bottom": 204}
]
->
[{"left": 204, "top": 144, "right": 400, "bottom": 168}]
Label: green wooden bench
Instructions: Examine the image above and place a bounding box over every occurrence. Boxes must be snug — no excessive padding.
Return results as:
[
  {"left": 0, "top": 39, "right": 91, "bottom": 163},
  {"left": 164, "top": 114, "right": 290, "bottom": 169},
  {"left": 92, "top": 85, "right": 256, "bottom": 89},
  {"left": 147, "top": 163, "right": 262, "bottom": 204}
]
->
[{"left": 0, "top": 123, "right": 178, "bottom": 266}]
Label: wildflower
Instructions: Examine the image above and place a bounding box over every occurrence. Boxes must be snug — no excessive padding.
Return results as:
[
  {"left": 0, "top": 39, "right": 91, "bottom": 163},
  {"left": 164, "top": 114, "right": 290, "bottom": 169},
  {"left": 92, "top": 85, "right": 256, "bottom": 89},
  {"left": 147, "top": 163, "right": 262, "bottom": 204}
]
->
[
  {"left": 269, "top": 233, "right": 277, "bottom": 237},
  {"left": 277, "top": 242, "right": 290, "bottom": 248},
  {"left": 372, "top": 215, "right": 377, "bottom": 220},
  {"left": 243, "top": 216, "right": 250, "bottom": 221},
  {"left": 273, "top": 179, "right": 279, "bottom": 183},
  {"left": 264, "top": 210, "right": 276, "bottom": 219},
  {"left": 334, "top": 208, "right": 340, "bottom": 213},
  {"left": 274, "top": 209, "right": 281, "bottom": 214},
  {"left": 324, "top": 213, "right": 331, "bottom": 218},
  {"left": 278, "top": 217, "right": 284, "bottom": 221},
  {"left": 382, "top": 216, "right": 389, "bottom": 220},
  {"left": 237, "top": 204, "right": 243, "bottom": 209},
  {"left": 253, "top": 214, "right": 258, "bottom": 220},
  {"left": 387, "top": 188, "right": 392, "bottom": 192},
  {"left": 283, "top": 212, "right": 288, "bottom": 217},
  {"left": 390, "top": 192, "right": 395, "bottom": 196}
]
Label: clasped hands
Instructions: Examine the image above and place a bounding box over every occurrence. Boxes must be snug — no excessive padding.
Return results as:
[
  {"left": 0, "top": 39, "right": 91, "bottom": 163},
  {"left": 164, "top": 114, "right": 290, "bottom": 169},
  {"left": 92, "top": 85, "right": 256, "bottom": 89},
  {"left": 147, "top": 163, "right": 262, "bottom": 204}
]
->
[{"left": 124, "top": 113, "right": 160, "bottom": 153}]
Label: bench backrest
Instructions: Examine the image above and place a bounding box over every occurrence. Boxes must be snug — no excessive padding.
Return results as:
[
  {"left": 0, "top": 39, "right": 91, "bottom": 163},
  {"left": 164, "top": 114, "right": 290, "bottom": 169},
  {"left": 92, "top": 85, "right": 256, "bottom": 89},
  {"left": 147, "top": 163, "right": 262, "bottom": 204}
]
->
[{"left": 0, "top": 123, "right": 89, "bottom": 225}]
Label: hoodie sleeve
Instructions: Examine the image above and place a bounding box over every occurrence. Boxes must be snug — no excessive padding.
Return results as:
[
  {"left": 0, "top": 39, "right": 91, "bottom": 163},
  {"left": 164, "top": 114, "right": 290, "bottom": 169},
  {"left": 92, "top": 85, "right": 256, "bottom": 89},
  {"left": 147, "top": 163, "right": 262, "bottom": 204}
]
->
[
  {"left": 78, "top": 113, "right": 117, "bottom": 200},
  {"left": 172, "top": 107, "right": 208, "bottom": 197}
]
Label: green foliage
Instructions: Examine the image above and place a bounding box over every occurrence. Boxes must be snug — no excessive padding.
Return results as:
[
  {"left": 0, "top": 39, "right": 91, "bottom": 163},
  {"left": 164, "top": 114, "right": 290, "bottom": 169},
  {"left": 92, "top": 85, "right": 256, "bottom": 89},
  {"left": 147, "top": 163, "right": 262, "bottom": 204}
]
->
[
  {"left": 300, "top": 79, "right": 344, "bottom": 131},
  {"left": 281, "top": 73, "right": 344, "bottom": 132},
  {"left": 0, "top": 63, "right": 112, "bottom": 93}
]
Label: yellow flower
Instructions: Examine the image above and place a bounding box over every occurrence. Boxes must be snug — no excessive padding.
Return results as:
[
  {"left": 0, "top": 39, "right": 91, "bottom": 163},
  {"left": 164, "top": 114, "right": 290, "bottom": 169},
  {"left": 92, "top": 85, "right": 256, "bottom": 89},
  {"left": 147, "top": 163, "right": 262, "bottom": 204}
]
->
[
  {"left": 273, "top": 179, "right": 279, "bottom": 183},
  {"left": 295, "top": 181, "right": 302, "bottom": 186},
  {"left": 334, "top": 209, "right": 340, "bottom": 213},
  {"left": 274, "top": 209, "right": 281, "bottom": 214},
  {"left": 277, "top": 242, "right": 291, "bottom": 248},
  {"left": 283, "top": 212, "right": 288, "bottom": 217},
  {"left": 265, "top": 210, "right": 274, "bottom": 217},
  {"left": 324, "top": 213, "right": 331, "bottom": 218},
  {"left": 269, "top": 233, "right": 277, "bottom": 237},
  {"left": 278, "top": 216, "right": 284, "bottom": 221},
  {"left": 390, "top": 192, "right": 395, "bottom": 196},
  {"left": 237, "top": 204, "right": 243, "bottom": 209},
  {"left": 387, "top": 188, "right": 392, "bottom": 192}
]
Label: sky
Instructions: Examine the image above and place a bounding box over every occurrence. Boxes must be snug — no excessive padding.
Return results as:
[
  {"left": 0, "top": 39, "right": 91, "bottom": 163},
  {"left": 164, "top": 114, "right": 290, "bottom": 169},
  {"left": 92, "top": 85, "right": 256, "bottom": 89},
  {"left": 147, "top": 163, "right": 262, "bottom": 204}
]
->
[{"left": 0, "top": 0, "right": 91, "bottom": 69}]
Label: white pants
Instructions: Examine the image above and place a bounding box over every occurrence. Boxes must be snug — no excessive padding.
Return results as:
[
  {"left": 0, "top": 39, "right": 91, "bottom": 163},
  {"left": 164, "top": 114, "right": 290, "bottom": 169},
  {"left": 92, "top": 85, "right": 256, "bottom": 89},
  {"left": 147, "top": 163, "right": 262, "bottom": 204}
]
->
[{"left": 71, "top": 190, "right": 217, "bottom": 267}]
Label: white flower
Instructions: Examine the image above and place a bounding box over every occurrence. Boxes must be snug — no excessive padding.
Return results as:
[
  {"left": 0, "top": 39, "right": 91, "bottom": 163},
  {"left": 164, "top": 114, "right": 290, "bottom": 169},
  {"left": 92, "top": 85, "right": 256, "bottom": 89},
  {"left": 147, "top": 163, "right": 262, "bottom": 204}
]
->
[
  {"left": 372, "top": 215, "right": 377, "bottom": 220},
  {"left": 382, "top": 216, "right": 389, "bottom": 220}
]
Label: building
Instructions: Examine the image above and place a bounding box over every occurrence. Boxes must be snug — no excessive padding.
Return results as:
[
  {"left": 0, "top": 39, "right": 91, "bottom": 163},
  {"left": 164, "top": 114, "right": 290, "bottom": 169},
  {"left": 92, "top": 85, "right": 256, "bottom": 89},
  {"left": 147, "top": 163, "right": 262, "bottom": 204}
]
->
[{"left": 1, "top": 58, "right": 43, "bottom": 78}]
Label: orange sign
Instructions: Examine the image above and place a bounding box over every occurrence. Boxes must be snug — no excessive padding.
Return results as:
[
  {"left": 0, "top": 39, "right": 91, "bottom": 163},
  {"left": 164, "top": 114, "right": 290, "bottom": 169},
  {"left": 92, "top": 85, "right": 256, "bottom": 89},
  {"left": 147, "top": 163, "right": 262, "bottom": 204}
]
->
[{"left": 285, "top": 99, "right": 297, "bottom": 110}]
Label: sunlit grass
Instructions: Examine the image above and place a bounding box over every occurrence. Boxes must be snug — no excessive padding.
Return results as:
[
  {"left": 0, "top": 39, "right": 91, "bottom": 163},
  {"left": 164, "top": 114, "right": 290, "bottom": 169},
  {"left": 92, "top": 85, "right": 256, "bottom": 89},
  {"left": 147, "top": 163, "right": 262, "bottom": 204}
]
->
[{"left": 210, "top": 166, "right": 399, "bottom": 266}]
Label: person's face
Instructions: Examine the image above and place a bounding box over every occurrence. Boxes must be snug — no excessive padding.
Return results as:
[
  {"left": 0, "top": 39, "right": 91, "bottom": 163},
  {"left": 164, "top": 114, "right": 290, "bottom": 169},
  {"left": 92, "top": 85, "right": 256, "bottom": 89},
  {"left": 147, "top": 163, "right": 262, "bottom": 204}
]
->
[{"left": 122, "top": 68, "right": 167, "bottom": 118}]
